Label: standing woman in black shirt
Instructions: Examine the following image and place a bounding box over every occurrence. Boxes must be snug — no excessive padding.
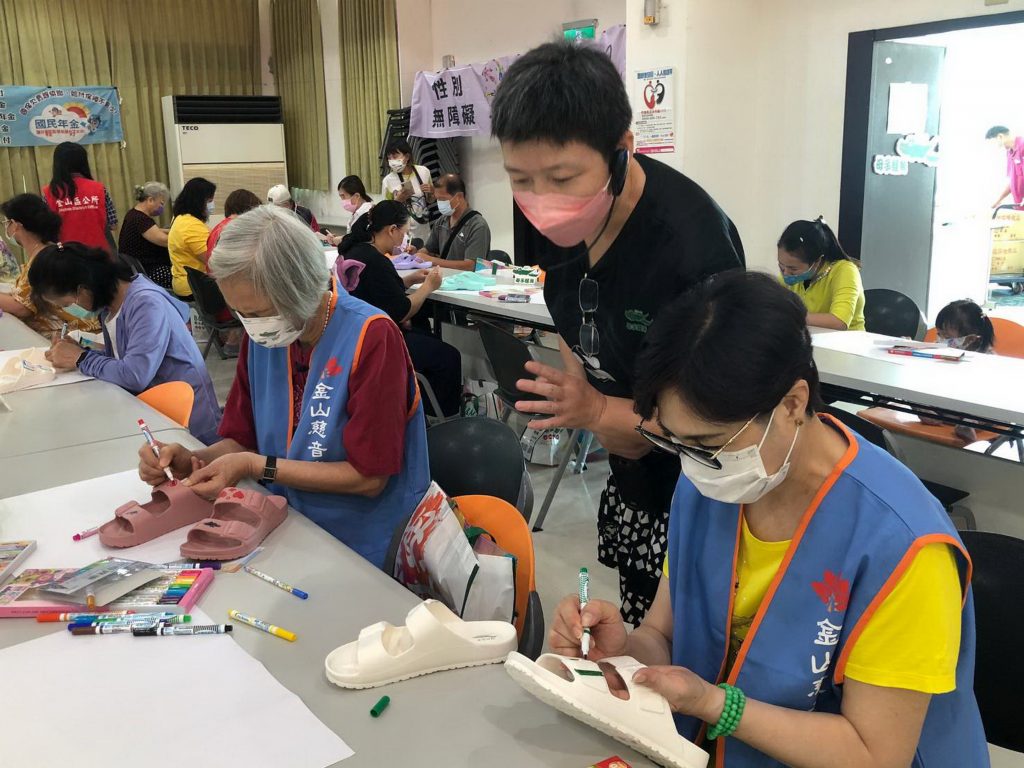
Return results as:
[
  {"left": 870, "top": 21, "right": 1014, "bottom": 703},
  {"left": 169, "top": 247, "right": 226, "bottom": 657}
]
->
[
  {"left": 491, "top": 42, "right": 745, "bottom": 625},
  {"left": 340, "top": 201, "right": 463, "bottom": 418}
]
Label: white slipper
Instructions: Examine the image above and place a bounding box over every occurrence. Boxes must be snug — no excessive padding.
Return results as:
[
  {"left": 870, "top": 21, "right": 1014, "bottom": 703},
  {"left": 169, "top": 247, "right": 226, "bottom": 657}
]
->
[
  {"left": 0, "top": 348, "right": 55, "bottom": 395},
  {"left": 505, "top": 652, "right": 709, "bottom": 768},
  {"left": 325, "top": 599, "right": 518, "bottom": 689}
]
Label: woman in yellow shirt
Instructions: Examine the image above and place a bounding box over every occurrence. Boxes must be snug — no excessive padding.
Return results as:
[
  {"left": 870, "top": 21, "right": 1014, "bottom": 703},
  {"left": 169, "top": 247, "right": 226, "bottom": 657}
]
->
[
  {"left": 777, "top": 217, "right": 865, "bottom": 331},
  {"left": 168, "top": 177, "right": 217, "bottom": 299}
]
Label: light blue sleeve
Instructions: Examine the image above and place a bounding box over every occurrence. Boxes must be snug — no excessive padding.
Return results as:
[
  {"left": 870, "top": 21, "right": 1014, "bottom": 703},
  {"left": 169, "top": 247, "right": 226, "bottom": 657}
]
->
[{"left": 78, "top": 294, "right": 172, "bottom": 393}]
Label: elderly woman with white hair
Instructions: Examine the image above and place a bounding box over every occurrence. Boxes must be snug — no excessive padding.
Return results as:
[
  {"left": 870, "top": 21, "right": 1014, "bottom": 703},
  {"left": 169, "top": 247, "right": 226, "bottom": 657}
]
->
[
  {"left": 137, "top": 205, "right": 431, "bottom": 568},
  {"left": 118, "top": 181, "right": 173, "bottom": 290}
]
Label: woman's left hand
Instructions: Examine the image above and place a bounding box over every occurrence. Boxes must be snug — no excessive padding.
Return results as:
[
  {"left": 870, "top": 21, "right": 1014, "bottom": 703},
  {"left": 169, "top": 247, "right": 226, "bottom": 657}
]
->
[
  {"left": 182, "top": 452, "right": 259, "bottom": 498},
  {"left": 632, "top": 666, "right": 723, "bottom": 721},
  {"left": 515, "top": 360, "right": 607, "bottom": 431},
  {"left": 46, "top": 336, "right": 84, "bottom": 370}
]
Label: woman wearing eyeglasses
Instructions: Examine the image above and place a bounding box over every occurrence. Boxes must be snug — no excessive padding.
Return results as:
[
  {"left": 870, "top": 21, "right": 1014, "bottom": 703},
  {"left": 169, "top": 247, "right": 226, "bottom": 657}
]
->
[{"left": 549, "top": 271, "right": 986, "bottom": 767}]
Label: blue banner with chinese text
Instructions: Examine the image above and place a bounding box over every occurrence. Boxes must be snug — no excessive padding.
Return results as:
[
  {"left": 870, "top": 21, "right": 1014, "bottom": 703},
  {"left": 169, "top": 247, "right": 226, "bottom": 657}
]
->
[{"left": 0, "top": 85, "right": 123, "bottom": 148}]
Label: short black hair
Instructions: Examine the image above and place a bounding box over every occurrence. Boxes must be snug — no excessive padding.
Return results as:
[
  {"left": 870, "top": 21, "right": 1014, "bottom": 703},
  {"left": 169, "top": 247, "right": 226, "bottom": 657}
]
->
[
  {"left": 935, "top": 299, "right": 996, "bottom": 353},
  {"left": 491, "top": 41, "right": 631, "bottom": 159},
  {"left": 433, "top": 173, "right": 466, "bottom": 196},
  {"left": 338, "top": 200, "right": 408, "bottom": 256},
  {"left": 634, "top": 271, "right": 822, "bottom": 423},
  {"left": 28, "top": 241, "right": 133, "bottom": 310},
  {"left": 986, "top": 125, "right": 1010, "bottom": 139},
  {"left": 172, "top": 177, "right": 216, "bottom": 222},
  {"left": 50, "top": 142, "right": 93, "bottom": 200},
  {"left": 223, "top": 189, "right": 262, "bottom": 218},
  {"left": 338, "top": 175, "right": 372, "bottom": 201},
  {"left": 385, "top": 138, "right": 412, "bottom": 158},
  {"left": 1, "top": 193, "right": 62, "bottom": 243},
  {"left": 778, "top": 217, "right": 855, "bottom": 266}
]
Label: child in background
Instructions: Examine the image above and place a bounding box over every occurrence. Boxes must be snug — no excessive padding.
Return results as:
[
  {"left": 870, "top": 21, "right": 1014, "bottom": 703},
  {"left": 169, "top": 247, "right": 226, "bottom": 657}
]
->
[{"left": 934, "top": 299, "right": 996, "bottom": 353}]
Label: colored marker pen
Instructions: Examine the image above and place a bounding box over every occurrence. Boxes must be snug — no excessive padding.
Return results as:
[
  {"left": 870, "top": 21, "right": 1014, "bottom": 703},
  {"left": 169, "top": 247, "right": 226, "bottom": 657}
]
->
[
  {"left": 71, "top": 624, "right": 135, "bottom": 636},
  {"left": 579, "top": 567, "right": 591, "bottom": 659},
  {"left": 244, "top": 566, "right": 309, "bottom": 599},
  {"left": 138, "top": 418, "right": 175, "bottom": 482},
  {"left": 72, "top": 524, "right": 103, "bottom": 542},
  {"left": 38, "top": 610, "right": 136, "bottom": 622},
  {"left": 132, "top": 624, "right": 232, "bottom": 636},
  {"left": 228, "top": 609, "right": 297, "bottom": 642}
]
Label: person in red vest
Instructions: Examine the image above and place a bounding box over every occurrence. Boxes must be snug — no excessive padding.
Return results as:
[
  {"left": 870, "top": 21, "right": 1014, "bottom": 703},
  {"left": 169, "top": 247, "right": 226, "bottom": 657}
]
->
[{"left": 43, "top": 142, "right": 117, "bottom": 252}]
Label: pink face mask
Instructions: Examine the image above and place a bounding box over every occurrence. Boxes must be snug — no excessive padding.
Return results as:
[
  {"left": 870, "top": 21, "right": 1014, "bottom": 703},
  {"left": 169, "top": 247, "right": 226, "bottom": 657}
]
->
[
  {"left": 513, "top": 178, "right": 613, "bottom": 248},
  {"left": 341, "top": 199, "right": 359, "bottom": 213}
]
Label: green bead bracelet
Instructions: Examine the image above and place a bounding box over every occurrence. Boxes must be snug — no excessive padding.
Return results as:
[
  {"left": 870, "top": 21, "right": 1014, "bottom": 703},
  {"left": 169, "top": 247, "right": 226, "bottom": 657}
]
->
[{"left": 707, "top": 683, "right": 746, "bottom": 740}]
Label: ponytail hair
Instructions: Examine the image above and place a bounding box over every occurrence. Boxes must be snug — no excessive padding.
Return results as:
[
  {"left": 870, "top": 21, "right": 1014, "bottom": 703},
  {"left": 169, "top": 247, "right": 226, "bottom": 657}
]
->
[
  {"left": 935, "top": 299, "right": 996, "bottom": 353},
  {"left": 338, "top": 200, "right": 409, "bottom": 255},
  {"left": 778, "top": 216, "right": 858, "bottom": 267},
  {"left": 338, "top": 175, "right": 372, "bottom": 202}
]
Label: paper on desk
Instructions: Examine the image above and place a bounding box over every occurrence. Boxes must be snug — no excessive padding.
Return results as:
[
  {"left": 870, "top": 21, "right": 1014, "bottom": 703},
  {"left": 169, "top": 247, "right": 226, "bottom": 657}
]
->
[
  {"left": 0, "top": 608, "right": 353, "bottom": 768},
  {"left": 0, "top": 470, "right": 193, "bottom": 569},
  {"left": 0, "top": 347, "right": 92, "bottom": 389}
]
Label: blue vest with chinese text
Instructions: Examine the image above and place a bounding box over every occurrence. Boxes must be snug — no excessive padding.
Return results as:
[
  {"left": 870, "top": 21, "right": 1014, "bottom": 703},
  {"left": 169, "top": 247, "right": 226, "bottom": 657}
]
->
[
  {"left": 248, "top": 286, "right": 430, "bottom": 568},
  {"left": 667, "top": 417, "right": 988, "bottom": 768}
]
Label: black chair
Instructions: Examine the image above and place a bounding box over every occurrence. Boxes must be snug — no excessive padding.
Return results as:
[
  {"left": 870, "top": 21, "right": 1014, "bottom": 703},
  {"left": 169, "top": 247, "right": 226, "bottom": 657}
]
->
[
  {"left": 959, "top": 530, "right": 1024, "bottom": 753},
  {"left": 426, "top": 417, "right": 533, "bottom": 521},
  {"left": 863, "top": 288, "right": 927, "bottom": 340},
  {"left": 488, "top": 249, "right": 511, "bottom": 265},
  {"left": 823, "top": 406, "right": 974, "bottom": 528},
  {"left": 118, "top": 251, "right": 147, "bottom": 278},
  {"left": 184, "top": 266, "right": 242, "bottom": 360}
]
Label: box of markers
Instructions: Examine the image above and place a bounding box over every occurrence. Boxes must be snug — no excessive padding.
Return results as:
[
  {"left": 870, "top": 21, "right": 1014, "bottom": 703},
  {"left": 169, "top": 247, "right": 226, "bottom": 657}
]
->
[{"left": 0, "top": 566, "right": 214, "bottom": 618}]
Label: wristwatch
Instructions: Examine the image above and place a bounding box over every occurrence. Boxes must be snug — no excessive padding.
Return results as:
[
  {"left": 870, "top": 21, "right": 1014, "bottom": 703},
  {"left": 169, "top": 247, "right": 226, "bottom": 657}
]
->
[
  {"left": 261, "top": 456, "right": 278, "bottom": 483},
  {"left": 75, "top": 350, "right": 89, "bottom": 368}
]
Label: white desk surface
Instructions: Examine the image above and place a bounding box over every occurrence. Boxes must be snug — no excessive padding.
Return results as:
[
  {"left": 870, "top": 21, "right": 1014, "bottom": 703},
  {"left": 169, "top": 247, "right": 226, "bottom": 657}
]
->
[
  {"left": 812, "top": 331, "right": 1024, "bottom": 428},
  {"left": 0, "top": 432, "right": 652, "bottom": 768},
  {"left": 0, "top": 311, "right": 47, "bottom": 350}
]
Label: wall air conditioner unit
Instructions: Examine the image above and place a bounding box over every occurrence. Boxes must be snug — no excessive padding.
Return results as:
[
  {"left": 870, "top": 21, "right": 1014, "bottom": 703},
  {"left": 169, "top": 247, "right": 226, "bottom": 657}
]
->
[{"left": 162, "top": 95, "right": 286, "bottom": 220}]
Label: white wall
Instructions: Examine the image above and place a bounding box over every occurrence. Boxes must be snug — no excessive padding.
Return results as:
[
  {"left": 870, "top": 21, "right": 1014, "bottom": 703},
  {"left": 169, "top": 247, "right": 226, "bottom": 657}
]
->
[
  {"left": 416, "top": 0, "right": 627, "bottom": 254},
  {"left": 396, "top": 0, "right": 434, "bottom": 106}
]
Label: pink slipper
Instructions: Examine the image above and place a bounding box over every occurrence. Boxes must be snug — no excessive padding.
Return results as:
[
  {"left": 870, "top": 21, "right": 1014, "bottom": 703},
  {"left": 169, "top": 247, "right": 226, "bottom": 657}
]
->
[
  {"left": 99, "top": 481, "right": 214, "bottom": 548},
  {"left": 179, "top": 487, "right": 288, "bottom": 560}
]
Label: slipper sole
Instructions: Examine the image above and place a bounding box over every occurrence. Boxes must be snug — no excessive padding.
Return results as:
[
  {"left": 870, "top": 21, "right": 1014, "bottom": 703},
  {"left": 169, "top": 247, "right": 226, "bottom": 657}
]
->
[
  {"left": 505, "top": 654, "right": 708, "bottom": 768},
  {"left": 326, "top": 653, "right": 511, "bottom": 690}
]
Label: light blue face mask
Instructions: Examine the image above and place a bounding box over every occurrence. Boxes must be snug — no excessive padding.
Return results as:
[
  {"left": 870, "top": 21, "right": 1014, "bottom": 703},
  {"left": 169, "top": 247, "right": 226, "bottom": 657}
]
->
[
  {"left": 206, "top": 200, "right": 216, "bottom": 215},
  {"left": 436, "top": 199, "right": 454, "bottom": 217},
  {"left": 65, "top": 302, "right": 98, "bottom": 320},
  {"left": 782, "top": 257, "right": 822, "bottom": 286}
]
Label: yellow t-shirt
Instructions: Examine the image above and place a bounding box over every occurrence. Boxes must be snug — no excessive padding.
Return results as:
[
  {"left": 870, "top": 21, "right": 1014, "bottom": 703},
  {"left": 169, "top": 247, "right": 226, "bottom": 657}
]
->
[
  {"left": 784, "top": 258, "right": 866, "bottom": 331},
  {"left": 664, "top": 519, "right": 961, "bottom": 693},
  {"left": 168, "top": 213, "right": 210, "bottom": 298}
]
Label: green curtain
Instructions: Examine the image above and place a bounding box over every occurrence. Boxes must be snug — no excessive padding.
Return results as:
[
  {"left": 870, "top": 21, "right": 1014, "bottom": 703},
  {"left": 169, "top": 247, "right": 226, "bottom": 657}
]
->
[
  {"left": 339, "top": 0, "right": 400, "bottom": 186},
  {"left": 0, "top": 0, "right": 259, "bottom": 237},
  {"left": 271, "top": 0, "right": 329, "bottom": 191}
]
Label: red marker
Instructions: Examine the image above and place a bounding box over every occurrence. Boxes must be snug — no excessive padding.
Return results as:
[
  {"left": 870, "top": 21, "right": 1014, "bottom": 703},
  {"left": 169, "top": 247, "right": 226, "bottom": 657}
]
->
[{"left": 138, "top": 418, "right": 175, "bottom": 482}]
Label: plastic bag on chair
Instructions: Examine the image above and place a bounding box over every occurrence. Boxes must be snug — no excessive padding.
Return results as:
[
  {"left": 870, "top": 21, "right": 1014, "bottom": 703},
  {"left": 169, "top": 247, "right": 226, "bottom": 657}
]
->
[{"left": 520, "top": 426, "right": 569, "bottom": 466}]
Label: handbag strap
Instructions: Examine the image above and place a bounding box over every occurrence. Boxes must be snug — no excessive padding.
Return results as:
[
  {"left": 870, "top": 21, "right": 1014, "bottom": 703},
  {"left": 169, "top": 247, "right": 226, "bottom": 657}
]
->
[{"left": 440, "top": 210, "right": 480, "bottom": 260}]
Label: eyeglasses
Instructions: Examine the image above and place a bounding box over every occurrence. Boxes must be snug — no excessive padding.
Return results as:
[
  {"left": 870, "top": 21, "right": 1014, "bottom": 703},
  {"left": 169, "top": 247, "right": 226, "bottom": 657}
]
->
[
  {"left": 635, "top": 414, "right": 760, "bottom": 469},
  {"left": 579, "top": 277, "right": 599, "bottom": 357}
]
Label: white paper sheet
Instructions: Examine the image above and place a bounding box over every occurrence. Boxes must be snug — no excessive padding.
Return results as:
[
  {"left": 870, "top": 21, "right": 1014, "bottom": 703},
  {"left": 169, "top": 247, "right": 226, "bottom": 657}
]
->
[
  {"left": 0, "top": 470, "right": 195, "bottom": 570},
  {"left": 887, "top": 82, "right": 928, "bottom": 135},
  {"left": 0, "top": 347, "right": 93, "bottom": 390},
  {"left": 0, "top": 608, "right": 353, "bottom": 768}
]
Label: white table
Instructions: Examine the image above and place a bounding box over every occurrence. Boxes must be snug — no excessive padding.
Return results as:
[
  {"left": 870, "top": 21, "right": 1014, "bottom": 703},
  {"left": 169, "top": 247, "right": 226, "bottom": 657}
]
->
[
  {"left": 0, "top": 432, "right": 654, "bottom": 768},
  {"left": 0, "top": 310, "right": 47, "bottom": 350},
  {"left": 812, "top": 331, "right": 1024, "bottom": 436}
]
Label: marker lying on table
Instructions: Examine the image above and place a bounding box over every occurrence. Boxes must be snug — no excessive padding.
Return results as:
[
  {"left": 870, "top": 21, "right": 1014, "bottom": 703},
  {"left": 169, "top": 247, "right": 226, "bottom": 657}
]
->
[
  {"left": 72, "top": 524, "right": 103, "bottom": 542},
  {"left": 244, "top": 566, "right": 308, "bottom": 599},
  {"left": 228, "top": 609, "right": 296, "bottom": 642},
  {"left": 133, "top": 624, "right": 232, "bottom": 636},
  {"left": 159, "top": 560, "right": 222, "bottom": 571},
  {"left": 138, "top": 418, "right": 175, "bottom": 483},
  {"left": 71, "top": 624, "right": 136, "bottom": 636},
  {"left": 579, "top": 567, "right": 592, "bottom": 660},
  {"left": 38, "top": 610, "right": 136, "bottom": 622},
  {"left": 68, "top": 613, "right": 190, "bottom": 629}
]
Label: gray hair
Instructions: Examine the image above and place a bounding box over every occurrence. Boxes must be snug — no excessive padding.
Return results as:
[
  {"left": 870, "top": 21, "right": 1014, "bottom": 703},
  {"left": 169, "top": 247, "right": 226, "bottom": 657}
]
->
[
  {"left": 133, "top": 181, "right": 169, "bottom": 202},
  {"left": 209, "top": 205, "right": 329, "bottom": 327}
]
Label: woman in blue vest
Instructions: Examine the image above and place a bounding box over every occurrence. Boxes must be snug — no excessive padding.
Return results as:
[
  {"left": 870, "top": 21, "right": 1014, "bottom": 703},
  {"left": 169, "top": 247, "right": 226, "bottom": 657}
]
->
[
  {"left": 137, "top": 205, "right": 430, "bottom": 569},
  {"left": 549, "top": 271, "right": 987, "bottom": 767}
]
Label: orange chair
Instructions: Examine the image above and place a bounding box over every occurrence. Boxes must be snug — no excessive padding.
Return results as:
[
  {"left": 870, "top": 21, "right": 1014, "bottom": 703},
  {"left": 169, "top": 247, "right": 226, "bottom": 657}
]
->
[
  {"left": 137, "top": 381, "right": 194, "bottom": 428},
  {"left": 990, "top": 318, "right": 1024, "bottom": 358},
  {"left": 453, "top": 494, "right": 544, "bottom": 659}
]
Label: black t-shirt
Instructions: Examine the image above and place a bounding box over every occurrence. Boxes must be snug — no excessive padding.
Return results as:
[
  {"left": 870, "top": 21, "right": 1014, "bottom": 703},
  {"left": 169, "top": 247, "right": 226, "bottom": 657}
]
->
[
  {"left": 344, "top": 242, "right": 411, "bottom": 324},
  {"left": 118, "top": 208, "right": 170, "bottom": 268},
  {"left": 529, "top": 154, "right": 746, "bottom": 511}
]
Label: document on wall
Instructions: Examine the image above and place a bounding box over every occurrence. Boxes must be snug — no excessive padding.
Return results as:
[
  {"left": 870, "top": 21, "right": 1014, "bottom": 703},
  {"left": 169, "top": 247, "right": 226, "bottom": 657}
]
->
[{"left": 886, "top": 82, "right": 928, "bottom": 135}]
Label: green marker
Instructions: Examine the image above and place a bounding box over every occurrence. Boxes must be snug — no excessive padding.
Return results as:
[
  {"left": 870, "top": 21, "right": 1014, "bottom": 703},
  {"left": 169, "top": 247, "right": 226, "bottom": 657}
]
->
[{"left": 370, "top": 695, "right": 391, "bottom": 718}]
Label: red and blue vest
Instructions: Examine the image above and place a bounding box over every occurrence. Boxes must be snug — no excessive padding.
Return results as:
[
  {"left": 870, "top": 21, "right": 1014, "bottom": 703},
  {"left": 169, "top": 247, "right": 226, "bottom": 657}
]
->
[
  {"left": 667, "top": 417, "right": 988, "bottom": 767},
  {"left": 247, "top": 284, "right": 430, "bottom": 568}
]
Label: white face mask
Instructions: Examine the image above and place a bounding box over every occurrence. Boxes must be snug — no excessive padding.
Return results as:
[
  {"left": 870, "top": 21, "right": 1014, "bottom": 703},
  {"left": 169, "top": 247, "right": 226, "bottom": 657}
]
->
[
  {"left": 388, "top": 158, "right": 407, "bottom": 173},
  {"left": 680, "top": 410, "right": 800, "bottom": 505},
  {"left": 206, "top": 200, "right": 216, "bottom": 215},
  {"left": 238, "top": 314, "right": 303, "bottom": 348}
]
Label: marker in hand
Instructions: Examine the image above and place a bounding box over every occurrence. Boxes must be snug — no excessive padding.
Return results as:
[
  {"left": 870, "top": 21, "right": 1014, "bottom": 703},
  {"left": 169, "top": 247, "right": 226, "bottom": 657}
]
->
[
  {"left": 579, "top": 567, "right": 592, "bottom": 659},
  {"left": 138, "top": 418, "right": 174, "bottom": 483}
]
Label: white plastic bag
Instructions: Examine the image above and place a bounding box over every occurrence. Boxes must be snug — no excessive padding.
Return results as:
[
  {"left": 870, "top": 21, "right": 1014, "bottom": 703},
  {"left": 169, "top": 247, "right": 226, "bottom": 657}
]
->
[
  {"left": 0, "top": 348, "right": 56, "bottom": 395},
  {"left": 520, "top": 426, "right": 569, "bottom": 466}
]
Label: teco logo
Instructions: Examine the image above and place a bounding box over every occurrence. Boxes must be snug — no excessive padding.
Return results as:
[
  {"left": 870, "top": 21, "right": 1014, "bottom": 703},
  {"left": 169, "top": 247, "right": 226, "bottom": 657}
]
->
[{"left": 180, "top": 125, "right": 200, "bottom": 132}]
